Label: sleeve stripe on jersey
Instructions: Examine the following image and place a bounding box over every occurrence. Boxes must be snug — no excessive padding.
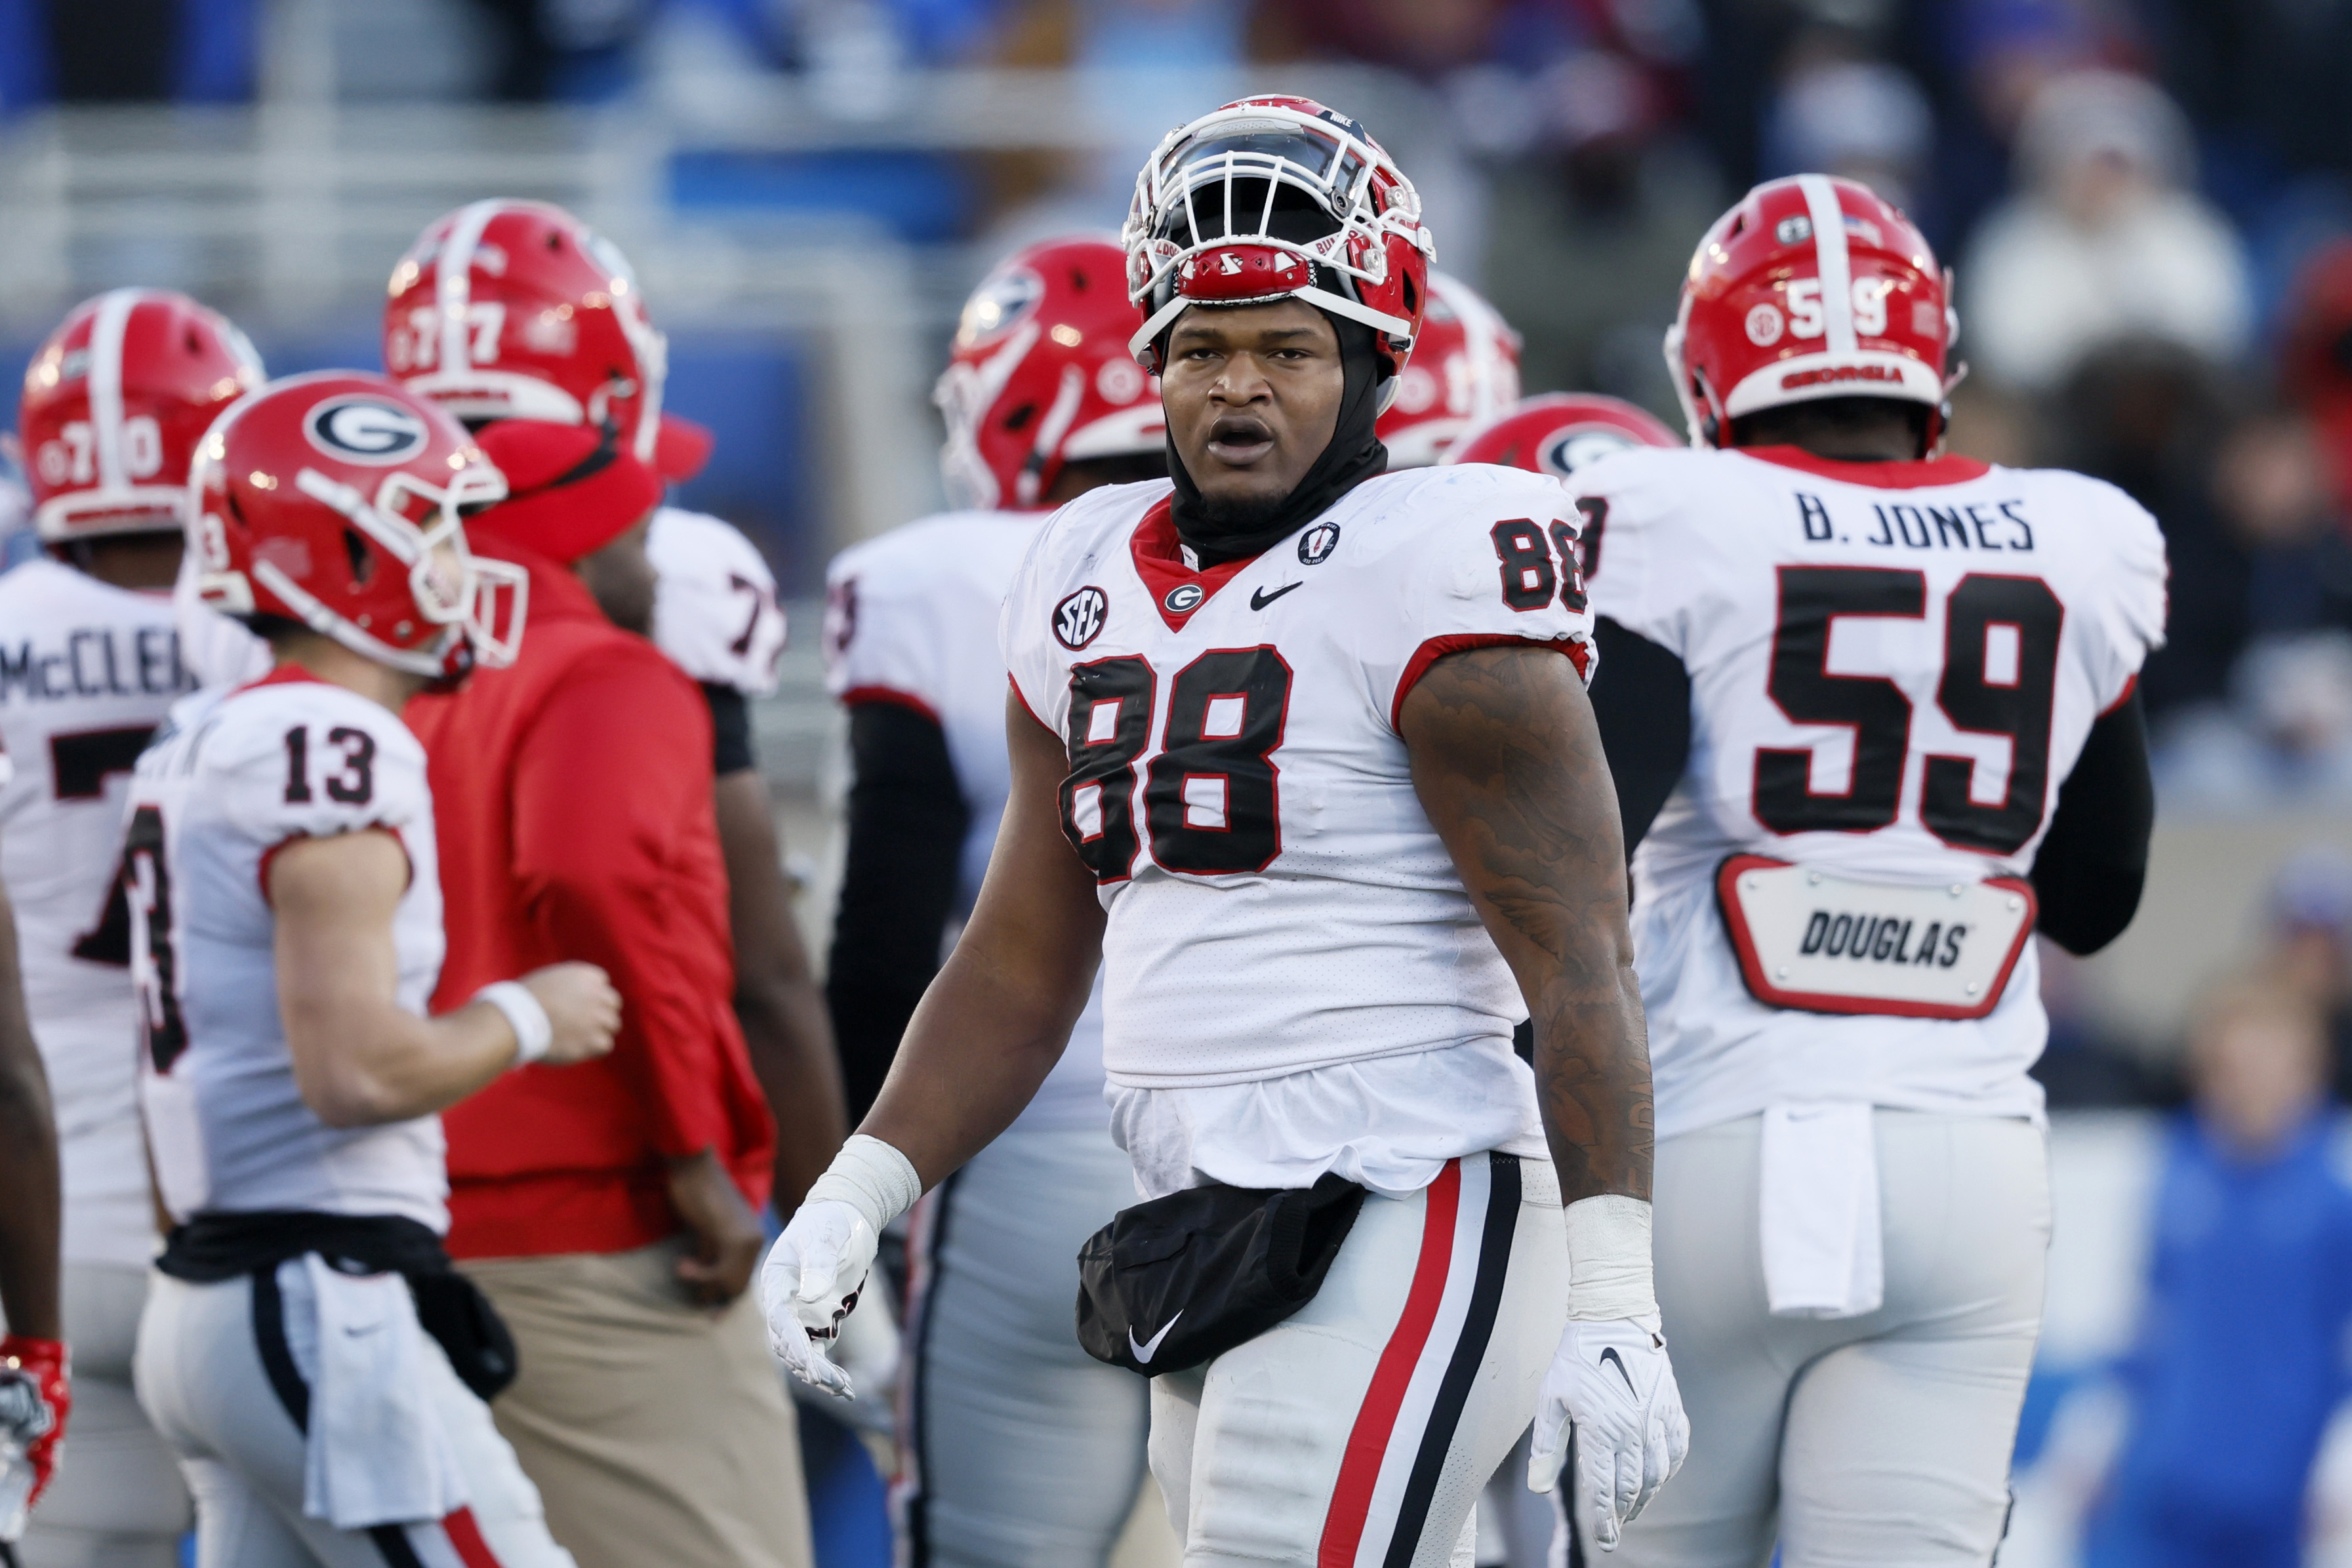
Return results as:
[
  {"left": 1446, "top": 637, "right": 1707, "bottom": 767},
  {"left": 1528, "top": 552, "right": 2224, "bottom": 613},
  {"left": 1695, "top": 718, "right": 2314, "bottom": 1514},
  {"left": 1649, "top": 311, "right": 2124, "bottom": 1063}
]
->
[
  {"left": 2098, "top": 672, "right": 2138, "bottom": 718},
  {"left": 838, "top": 684, "right": 943, "bottom": 725},
  {"left": 1389, "top": 634, "right": 1592, "bottom": 733}
]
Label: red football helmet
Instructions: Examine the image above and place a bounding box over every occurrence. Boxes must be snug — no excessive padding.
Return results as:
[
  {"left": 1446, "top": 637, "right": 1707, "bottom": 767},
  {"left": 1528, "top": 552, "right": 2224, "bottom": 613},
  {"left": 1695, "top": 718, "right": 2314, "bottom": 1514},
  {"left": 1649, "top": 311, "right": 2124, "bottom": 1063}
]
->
[
  {"left": 937, "top": 235, "right": 1164, "bottom": 511},
  {"left": 1665, "top": 175, "right": 1957, "bottom": 451},
  {"left": 383, "top": 200, "right": 688, "bottom": 473},
  {"left": 1444, "top": 393, "right": 1682, "bottom": 477},
  {"left": 18, "top": 289, "right": 263, "bottom": 543},
  {"left": 1123, "top": 94, "right": 1434, "bottom": 400},
  {"left": 186, "top": 372, "right": 525, "bottom": 678},
  {"left": 1377, "top": 270, "right": 1522, "bottom": 468}
]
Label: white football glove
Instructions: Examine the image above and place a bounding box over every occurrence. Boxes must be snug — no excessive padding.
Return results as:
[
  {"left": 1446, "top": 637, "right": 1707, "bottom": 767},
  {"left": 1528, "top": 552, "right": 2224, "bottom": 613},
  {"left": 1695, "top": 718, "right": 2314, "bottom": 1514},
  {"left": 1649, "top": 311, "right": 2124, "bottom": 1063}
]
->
[
  {"left": 756, "top": 1199, "right": 878, "bottom": 1399},
  {"left": 1528, "top": 1317, "right": 1689, "bottom": 1552}
]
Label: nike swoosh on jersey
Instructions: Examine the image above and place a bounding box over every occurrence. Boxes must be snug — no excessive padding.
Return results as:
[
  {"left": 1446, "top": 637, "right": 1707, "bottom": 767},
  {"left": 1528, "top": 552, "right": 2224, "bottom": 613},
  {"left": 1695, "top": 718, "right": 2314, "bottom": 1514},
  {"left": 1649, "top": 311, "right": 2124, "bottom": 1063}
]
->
[
  {"left": 1251, "top": 582, "right": 1303, "bottom": 610},
  {"left": 1598, "top": 1345, "right": 1635, "bottom": 1394},
  {"left": 1129, "top": 1312, "right": 1183, "bottom": 1365}
]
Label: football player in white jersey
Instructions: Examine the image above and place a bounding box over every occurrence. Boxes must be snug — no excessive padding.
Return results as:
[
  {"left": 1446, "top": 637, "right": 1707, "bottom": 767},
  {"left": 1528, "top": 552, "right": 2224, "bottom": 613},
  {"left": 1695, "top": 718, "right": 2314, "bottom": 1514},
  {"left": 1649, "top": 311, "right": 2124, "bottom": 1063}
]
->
[
  {"left": 0, "top": 288, "right": 262, "bottom": 1567},
  {"left": 1568, "top": 175, "right": 2166, "bottom": 1565},
  {"left": 767, "top": 94, "right": 1687, "bottom": 1563},
  {"left": 823, "top": 233, "right": 1168, "bottom": 1567},
  {"left": 127, "top": 373, "right": 622, "bottom": 1567}
]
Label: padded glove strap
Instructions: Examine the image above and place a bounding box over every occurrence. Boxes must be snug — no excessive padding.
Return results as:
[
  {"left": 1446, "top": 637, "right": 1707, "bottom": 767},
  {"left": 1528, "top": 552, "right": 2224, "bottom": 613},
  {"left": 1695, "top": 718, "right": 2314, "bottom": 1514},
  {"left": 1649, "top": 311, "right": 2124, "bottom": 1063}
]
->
[
  {"left": 1564, "top": 1194, "right": 1660, "bottom": 1328},
  {"left": 805, "top": 1134, "right": 923, "bottom": 1236}
]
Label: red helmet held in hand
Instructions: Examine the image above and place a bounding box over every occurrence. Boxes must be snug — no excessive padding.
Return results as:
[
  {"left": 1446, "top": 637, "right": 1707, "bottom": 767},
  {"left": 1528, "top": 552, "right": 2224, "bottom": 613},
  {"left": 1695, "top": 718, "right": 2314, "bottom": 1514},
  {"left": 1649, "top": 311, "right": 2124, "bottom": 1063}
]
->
[
  {"left": 187, "top": 372, "right": 525, "bottom": 679},
  {"left": 1666, "top": 175, "right": 1956, "bottom": 452},
  {"left": 383, "top": 201, "right": 706, "bottom": 478},
  {"left": 1444, "top": 392, "right": 1681, "bottom": 477},
  {"left": 1124, "top": 94, "right": 1434, "bottom": 402},
  {"left": 18, "top": 289, "right": 263, "bottom": 543},
  {"left": 936, "top": 236, "right": 1164, "bottom": 511},
  {"left": 1377, "top": 270, "right": 1521, "bottom": 468}
]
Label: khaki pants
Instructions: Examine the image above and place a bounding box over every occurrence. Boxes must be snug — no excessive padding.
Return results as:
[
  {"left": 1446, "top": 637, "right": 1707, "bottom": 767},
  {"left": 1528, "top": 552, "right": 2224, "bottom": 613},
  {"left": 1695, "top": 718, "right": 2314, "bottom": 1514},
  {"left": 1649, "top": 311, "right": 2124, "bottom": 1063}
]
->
[{"left": 460, "top": 1237, "right": 815, "bottom": 1568}]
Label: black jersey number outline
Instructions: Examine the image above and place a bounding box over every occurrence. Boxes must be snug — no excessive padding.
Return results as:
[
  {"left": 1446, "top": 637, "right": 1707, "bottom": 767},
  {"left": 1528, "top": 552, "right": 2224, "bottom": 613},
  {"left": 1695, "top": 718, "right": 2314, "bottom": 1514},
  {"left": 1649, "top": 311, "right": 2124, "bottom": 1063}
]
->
[
  {"left": 121, "top": 805, "right": 188, "bottom": 1073},
  {"left": 1753, "top": 566, "right": 2063, "bottom": 854},
  {"left": 1059, "top": 647, "right": 1297, "bottom": 881}
]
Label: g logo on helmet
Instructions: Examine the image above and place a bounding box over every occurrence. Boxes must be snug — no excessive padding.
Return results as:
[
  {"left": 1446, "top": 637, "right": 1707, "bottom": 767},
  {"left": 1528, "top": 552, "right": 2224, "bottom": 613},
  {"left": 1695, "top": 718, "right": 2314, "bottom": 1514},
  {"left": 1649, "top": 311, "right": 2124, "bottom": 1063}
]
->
[
  {"left": 1542, "top": 430, "right": 1640, "bottom": 478},
  {"left": 1054, "top": 586, "right": 1109, "bottom": 651},
  {"left": 304, "top": 397, "right": 430, "bottom": 466}
]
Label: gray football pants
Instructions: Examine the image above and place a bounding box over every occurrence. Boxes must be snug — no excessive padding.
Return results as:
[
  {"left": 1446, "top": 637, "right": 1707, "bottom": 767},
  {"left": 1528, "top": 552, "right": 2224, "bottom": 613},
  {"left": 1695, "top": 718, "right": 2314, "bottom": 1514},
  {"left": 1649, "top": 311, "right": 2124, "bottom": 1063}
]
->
[
  {"left": 896, "top": 1123, "right": 1151, "bottom": 1568},
  {"left": 1585, "top": 1110, "right": 2048, "bottom": 1568},
  {"left": 9, "top": 1262, "right": 191, "bottom": 1568}
]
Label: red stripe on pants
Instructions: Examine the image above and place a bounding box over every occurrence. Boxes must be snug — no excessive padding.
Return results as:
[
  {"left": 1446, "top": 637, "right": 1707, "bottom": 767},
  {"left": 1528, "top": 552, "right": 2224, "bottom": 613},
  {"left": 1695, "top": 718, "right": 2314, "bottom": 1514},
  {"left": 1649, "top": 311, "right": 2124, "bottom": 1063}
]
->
[
  {"left": 1316, "top": 1159, "right": 1462, "bottom": 1568},
  {"left": 442, "top": 1507, "right": 504, "bottom": 1568}
]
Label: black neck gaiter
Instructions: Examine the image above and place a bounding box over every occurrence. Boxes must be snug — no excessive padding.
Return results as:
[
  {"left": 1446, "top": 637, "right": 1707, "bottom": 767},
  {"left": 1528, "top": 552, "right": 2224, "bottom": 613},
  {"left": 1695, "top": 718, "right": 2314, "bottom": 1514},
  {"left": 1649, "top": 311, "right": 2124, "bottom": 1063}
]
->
[{"left": 1166, "top": 313, "right": 1389, "bottom": 568}]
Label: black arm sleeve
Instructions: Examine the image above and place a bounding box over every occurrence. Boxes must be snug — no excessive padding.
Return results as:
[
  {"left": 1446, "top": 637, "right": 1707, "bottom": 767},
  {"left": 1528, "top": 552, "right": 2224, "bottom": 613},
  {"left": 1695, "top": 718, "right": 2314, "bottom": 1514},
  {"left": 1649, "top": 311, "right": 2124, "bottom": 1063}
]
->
[
  {"left": 824, "top": 701, "right": 971, "bottom": 1121},
  {"left": 1587, "top": 616, "right": 1693, "bottom": 856},
  {"left": 701, "top": 683, "right": 756, "bottom": 778},
  {"left": 2031, "top": 687, "right": 2154, "bottom": 956}
]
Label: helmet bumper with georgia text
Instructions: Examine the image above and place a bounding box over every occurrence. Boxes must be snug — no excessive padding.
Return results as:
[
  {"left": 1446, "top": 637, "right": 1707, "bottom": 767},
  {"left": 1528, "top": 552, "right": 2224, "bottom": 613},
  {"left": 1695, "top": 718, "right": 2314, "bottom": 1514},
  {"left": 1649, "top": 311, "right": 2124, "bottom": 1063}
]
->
[
  {"left": 1122, "top": 95, "right": 1434, "bottom": 409},
  {"left": 1665, "top": 174, "right": 1958, "bottom": 451},
  {"left": 186, "top": 372, "right": 526, "bottom": 681},
  {"left": 18, "top": 289, "right": 263, "bottom": 543},
  {"left": 383, "top": 200, "right": 706, "bottom": 479},
  {"left": 1443, "top": 392, "right": 1682, "bottom": 477},
  {"left": 935, "top": 235, "right": 1164, "bottom": 512}
]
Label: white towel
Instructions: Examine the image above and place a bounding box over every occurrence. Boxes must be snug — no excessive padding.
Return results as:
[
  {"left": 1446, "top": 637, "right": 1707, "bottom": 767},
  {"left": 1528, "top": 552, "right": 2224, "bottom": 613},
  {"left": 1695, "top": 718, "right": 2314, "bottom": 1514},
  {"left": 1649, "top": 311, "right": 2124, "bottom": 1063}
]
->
[
  {"left": 1758, "top": 1102, "right": 1884, "bottom": 1319},
  {"left": 288, "top": 1256, "right": 470, "bottom": 1529}
]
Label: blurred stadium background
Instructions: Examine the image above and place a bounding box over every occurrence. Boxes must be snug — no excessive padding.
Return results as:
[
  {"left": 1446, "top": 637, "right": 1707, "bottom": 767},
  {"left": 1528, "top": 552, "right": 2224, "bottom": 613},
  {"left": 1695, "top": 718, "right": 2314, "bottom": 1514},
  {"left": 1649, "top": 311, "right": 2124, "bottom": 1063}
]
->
[{"left": 6, "top": 0, "right": 2352, "bottom": 1562}]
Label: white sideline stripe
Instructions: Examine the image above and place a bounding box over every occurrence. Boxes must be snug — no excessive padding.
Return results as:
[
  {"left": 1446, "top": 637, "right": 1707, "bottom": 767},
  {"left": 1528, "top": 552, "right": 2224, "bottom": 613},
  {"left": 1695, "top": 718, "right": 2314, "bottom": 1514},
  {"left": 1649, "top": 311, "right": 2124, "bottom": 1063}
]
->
[
  {"left": 1798, "top": 175, "right": 1858, "bottom": 357},
  {"left": 1351, "top": 1152, "right": 1492, "bottom": 1568},
  {"left": 438, "top": 200, "right": 504, "bottom": 379},
  {"left": 88, "top": 287, "right": 141, "bottom": 491}
]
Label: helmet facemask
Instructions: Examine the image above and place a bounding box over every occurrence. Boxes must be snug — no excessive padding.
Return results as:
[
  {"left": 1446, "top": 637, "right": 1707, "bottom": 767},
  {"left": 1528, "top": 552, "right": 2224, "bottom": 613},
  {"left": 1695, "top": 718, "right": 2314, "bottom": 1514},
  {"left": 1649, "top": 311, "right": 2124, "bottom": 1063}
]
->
[{"left": 259, "top": 458, "right": 525, "bottom": 676}]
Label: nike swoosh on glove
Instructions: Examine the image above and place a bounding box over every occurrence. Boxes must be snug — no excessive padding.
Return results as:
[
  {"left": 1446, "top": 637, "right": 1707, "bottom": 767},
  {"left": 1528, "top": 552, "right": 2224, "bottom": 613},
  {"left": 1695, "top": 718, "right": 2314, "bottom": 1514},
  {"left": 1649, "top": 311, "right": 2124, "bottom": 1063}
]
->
[
  {"left": 1528, "top": 1317, "right": 1689, "bottom": 1552},
  {"left": 756, "top": 1199, "right": 878, "bottom": 1399}
]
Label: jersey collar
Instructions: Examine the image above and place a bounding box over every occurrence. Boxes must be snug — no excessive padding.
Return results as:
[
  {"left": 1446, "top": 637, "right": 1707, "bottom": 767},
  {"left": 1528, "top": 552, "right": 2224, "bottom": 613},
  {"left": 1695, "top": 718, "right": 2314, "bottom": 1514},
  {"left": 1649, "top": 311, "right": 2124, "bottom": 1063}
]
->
[
  {"left": 1737, "top": 446, "right": 1993, "bottom": 489},
  {"left": 1130, "top": 496, "right": 1264, "bottom": 633}
]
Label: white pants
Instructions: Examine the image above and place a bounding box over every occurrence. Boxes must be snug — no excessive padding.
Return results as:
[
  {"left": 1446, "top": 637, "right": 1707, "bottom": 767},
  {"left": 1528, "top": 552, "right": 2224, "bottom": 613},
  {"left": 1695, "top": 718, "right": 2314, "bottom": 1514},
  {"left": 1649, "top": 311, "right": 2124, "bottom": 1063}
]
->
[
  {"left": 9, "top": 1262, "right": 191, "bottom": 1568},
  {"left": 1597, "top": 1110, "right": 2048, "bottom": 1568},
  {"left": 895, "top": 1123, "right": 1150, "bottom": 1567},
  {"left": 135, "top": 1264, "right": 576, "bottom": 1568},
  {"left": 1152, "top": 1151, "right": 1566, "bottom": 1568}
]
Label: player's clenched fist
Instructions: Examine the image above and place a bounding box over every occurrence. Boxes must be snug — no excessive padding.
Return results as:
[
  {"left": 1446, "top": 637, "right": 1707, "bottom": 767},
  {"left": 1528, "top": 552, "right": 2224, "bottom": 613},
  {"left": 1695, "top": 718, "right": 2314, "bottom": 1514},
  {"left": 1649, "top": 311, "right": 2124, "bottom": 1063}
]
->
[
  {"left": 757, "top": 1201, "right": 877, "bottom": 1398},
  {"left": 518, "top": 962, "right": 622, "bottom": 1064},
  {"left": 1530, "top": 1317, "right": 1688, "bottom": 1551}
]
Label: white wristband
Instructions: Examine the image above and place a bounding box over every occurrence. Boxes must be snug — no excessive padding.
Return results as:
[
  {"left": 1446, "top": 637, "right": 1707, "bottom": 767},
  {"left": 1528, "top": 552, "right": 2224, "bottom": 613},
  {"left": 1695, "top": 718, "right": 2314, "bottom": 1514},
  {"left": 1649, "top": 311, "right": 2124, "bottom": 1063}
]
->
[
  {"left": 1563, "top": 1194, "right": 1659, "bottom": 1325},
  {"left": 475, "top": 981, "right": 553, "bottom": 1066},
  {"left": 804, "top": 1135, "right": 923, "bottom": 1236}
]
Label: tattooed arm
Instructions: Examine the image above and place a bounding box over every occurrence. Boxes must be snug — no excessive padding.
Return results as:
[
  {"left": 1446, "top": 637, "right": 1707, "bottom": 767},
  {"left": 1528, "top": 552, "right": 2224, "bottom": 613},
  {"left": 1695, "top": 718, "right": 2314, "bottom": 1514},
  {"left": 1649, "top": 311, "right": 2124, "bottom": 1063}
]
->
[{"left": 1399, "top": 643, "right": 1653, "bottom": 1205}]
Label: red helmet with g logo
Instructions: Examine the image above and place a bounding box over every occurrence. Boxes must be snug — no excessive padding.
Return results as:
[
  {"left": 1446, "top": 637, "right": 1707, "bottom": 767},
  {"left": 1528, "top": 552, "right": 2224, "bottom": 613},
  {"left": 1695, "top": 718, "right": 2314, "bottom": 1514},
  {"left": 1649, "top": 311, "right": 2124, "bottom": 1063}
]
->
[
  {"left": 1444, "top": 392, "right": 1682, "bottom": 477},
  {"left": 1376, "top": 270, "right": 1521, "bottom": 468},
  {"left": 187, "top": 372, "right": 525, "bottom": 679},
  {"left": 936, "top": 236, "right": 1163, "bottom": 511},
  {"left": 1123, "top": 94, "right": 1433, "bottom": 399},
  {"left": 19, "top": 289, "right": 263, "bottom": 543},
  {"left": 1666, "top": 175, "right": 1955, "bottom": 450},
  {"left": 384, "top": 201, "right": 695, "bottom": 474}
]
